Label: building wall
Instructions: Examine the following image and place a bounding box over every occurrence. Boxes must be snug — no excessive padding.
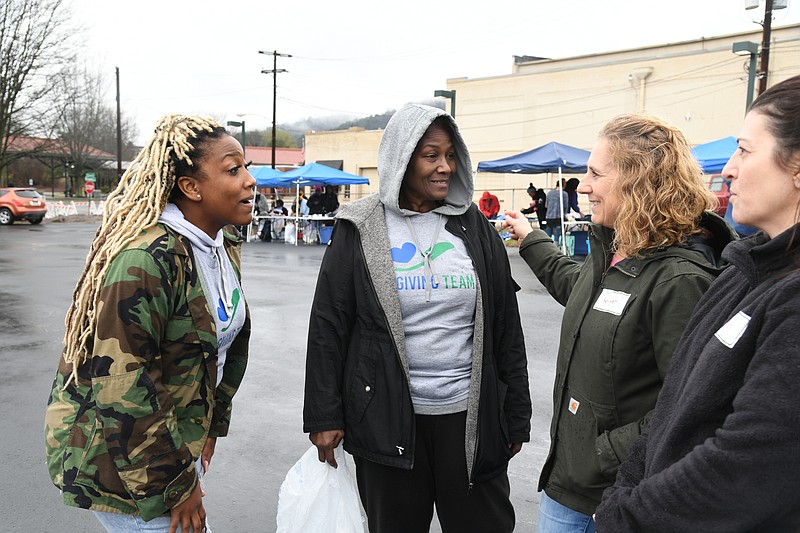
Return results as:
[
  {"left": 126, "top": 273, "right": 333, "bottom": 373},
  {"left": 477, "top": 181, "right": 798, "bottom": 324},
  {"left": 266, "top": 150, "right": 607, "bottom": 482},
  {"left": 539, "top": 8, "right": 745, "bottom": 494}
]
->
[
  {"left": 304, "top": 127, "right": 383, "bottom": 202},
  {"left": 304, "top": 25, "right": 800, "bottom": 211}
]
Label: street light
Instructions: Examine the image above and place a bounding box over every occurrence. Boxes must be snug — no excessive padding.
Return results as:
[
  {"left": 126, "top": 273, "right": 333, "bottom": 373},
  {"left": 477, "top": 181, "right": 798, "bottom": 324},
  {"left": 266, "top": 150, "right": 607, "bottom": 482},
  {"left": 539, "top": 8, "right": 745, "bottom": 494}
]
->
[
  {"left": 226, "top": 120, "right": 246, "bottom": 159},
  {"left": 732, "top": 41, "right": 759, "bottom": 113},
  {"left": 434, "top": 89, "right": 456, "bottom": 118}
]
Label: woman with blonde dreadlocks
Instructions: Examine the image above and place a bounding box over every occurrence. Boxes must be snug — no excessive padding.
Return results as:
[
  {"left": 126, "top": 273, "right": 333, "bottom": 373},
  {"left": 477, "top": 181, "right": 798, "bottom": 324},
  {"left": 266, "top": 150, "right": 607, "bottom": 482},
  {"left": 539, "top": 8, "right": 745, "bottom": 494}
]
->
[{"left": 44, "top": 114, "right": 255, "bottom": 533}]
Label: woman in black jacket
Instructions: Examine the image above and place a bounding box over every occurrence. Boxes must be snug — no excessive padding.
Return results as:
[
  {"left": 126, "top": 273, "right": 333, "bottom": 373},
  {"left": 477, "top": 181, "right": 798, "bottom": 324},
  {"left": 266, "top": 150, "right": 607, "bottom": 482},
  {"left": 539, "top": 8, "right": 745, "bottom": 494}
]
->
[
  {"left": 303, "top": 104, "right": 531, "bottom": 533},
  {"left": 595, "top": 74, "right": 800, "bottom": 533}
]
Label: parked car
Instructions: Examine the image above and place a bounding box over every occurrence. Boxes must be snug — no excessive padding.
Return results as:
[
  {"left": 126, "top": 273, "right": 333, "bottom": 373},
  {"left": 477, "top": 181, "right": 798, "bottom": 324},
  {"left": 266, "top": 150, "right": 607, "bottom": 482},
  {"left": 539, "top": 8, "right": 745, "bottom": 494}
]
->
[
  {"left": 0, "top": 187, "right": 47, "bottom": 225},
  {"left": 707, "top": 175, "right": 729, "bottom": 217}
]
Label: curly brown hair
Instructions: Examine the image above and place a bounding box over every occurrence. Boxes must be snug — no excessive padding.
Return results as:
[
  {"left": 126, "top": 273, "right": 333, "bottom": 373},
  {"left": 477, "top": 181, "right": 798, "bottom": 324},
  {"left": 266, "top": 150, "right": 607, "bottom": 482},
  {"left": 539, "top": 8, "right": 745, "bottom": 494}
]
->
[{"left": 599, "top": 115, "right": 716, "bottom": 257}]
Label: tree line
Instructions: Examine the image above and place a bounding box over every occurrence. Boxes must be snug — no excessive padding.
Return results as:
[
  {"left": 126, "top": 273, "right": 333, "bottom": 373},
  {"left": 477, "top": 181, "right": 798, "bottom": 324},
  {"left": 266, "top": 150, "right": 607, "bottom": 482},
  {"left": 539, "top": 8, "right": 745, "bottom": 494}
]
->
[{"left": 0, "top": 0, "right": 137, "bottom": 192}]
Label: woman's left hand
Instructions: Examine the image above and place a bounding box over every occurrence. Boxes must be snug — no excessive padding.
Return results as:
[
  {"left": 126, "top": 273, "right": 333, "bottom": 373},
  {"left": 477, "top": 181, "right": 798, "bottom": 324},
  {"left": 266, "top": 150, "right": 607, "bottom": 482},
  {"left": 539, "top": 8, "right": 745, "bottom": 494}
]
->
[
  {"left": 202, "top": 437, "right": 216, "bottom": 475},
  {"left": 508, "top": 442, "right": 523, "bottom": 456}
]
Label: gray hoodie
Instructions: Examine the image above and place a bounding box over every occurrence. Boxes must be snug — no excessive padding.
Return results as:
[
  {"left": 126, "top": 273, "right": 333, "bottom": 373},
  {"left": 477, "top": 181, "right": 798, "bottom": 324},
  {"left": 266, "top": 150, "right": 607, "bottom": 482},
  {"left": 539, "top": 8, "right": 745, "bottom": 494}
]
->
[
  {"left": 377, "top": 103, "right": 473, "bottom": 216},
  {"left": 158, "top": 203, "right": 246, "bottom": 386}
]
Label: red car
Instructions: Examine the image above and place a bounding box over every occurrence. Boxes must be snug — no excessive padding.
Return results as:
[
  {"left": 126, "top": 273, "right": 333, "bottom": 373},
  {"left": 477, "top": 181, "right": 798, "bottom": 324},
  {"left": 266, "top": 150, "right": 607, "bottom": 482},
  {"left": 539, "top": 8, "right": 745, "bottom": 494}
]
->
[
  {"left": 0, "top": 187, "right": 47, "bottom": 225},
  {"left": 708, "top": 175, "right": 729, "bottom": 217}
]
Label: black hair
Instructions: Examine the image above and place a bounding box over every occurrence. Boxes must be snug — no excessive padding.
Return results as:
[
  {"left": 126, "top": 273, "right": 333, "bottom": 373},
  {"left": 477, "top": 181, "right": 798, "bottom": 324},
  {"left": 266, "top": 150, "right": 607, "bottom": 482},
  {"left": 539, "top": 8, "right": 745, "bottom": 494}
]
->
[
  {"left": 168, "top": 125, "right": 229, "bottom": 202},
  {"left": 749, "top": 74, "right": 800, "bottom": 172}
]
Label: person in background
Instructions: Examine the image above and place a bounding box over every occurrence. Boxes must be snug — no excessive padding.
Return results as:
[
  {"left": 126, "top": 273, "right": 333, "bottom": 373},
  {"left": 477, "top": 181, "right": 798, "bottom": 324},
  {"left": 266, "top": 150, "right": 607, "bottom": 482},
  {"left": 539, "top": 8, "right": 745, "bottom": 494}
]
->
[
  {"left": 304, "top": 104, "right": 531, "bottom": 533},
  {"left": 521, "top": 182, "right": 548, "bottom": 229},
  {"left": 255, "top": 191, "right": 270, "bottom": 241},
  {"left": 44, "top": 114, "right": 254, "bottom": 533},
  {"left": 544, "top": 179, "right": 568, "bottom": 245},
  {"left": 304, "top": 185, "right": 326, "bottom": 242},
  {"left": 322, "top": 186, "right": 340, "bottom": 216},
  {"left": 479, "top": 190, "right": 500, "bottom": 219},
  {"left": 270, "top": 198, "right": 289, "bottom": 240},
  {"left": 307, "top": 185, "right": 325, "bottom": 216},
  {"left": 595, "top": 73, "right": 800, "bottom": 533},
  {"left": 564, "top": 177, "right": 584, "bottom": 219},
  {"left": 503, "top": 114, "right": 734, "bottom": 533}
]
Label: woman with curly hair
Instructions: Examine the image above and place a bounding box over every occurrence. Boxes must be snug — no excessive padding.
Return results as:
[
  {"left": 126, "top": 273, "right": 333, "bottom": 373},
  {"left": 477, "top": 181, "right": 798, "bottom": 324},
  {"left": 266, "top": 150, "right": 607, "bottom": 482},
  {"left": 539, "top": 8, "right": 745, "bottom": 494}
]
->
[
  {"left": 45, "top": 114, "right": 255, "bottom": 532},
  {"left": 503, "top": 114, "right": 736, "bottom": 533},
  {"left": 596, "top": 74, "right": 800, "bottom": 533}
]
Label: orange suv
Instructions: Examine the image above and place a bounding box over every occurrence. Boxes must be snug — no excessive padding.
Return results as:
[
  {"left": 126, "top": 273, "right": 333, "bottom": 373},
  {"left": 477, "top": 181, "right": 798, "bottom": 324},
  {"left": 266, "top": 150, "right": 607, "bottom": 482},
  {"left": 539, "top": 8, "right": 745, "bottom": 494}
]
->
[{"left": 0, "top": 187, "right": 47, "bottom": 225}]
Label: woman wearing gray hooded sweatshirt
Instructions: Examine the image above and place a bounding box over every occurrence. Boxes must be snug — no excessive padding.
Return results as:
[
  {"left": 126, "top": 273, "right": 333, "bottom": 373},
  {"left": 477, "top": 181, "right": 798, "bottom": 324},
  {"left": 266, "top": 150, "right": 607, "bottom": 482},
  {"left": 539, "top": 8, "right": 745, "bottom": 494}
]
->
[{"left": 303, "top": 104, "right": 532, "bottom": 532}]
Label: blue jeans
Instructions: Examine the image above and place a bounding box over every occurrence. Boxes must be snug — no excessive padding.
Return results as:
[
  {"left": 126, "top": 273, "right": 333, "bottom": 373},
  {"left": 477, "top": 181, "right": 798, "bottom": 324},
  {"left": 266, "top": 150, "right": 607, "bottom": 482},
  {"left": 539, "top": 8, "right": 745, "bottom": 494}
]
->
[
  {"left": 94, "top": 512, "right": 211, "bottom": 533},
  {"left": 537, "top": 492, "right": 595, "bottom": 533},
  {"left": 544, "top": 219, "right": 563, "bottom": 246}
]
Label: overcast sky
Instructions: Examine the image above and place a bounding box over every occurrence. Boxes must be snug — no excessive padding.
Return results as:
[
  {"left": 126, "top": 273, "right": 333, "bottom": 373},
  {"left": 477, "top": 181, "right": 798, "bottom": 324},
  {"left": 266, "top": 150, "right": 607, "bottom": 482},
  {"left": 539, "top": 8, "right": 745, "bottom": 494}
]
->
[{"left": 73, "top": 0, "right": 800, "bottom": 144}]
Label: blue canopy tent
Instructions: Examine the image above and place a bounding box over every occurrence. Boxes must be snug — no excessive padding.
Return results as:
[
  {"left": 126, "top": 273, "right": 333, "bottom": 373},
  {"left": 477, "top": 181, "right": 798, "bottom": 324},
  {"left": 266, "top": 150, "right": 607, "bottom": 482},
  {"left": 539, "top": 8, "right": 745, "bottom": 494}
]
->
[
  {"left": 250, "top": 165, "right": 285, "bottom": 187},
  {"left": 691, "top": 136, "right": 737, "bottom": 174},
  {"left": 477, "top": 141, "right": 590, "bottom": 254},
  {"left": 476, "top": 141, "right": 590, "bottom": 174},
  {"left": 259, "top": 162, "right": 370, "bottom": 245},
  {"left": 279, "top": 162, "right": 370, "bottom": 186}
]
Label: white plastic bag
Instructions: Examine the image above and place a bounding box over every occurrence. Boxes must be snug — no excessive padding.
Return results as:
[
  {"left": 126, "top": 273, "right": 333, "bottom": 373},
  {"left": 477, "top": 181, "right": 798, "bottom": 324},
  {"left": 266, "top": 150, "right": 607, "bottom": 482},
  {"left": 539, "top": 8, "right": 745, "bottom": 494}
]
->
[
  {"left": 285, "top": 222, "right": 297, "bottom": 245},
  {"left": 276, "top": 444, "right": 365, "bottom": 533}
]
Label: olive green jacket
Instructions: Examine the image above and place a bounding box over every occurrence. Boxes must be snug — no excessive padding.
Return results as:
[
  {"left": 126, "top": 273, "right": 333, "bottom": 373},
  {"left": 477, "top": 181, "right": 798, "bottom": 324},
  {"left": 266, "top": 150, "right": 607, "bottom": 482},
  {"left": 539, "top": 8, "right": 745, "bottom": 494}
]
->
[
  {"left": 521, "top": 213, "right": 734, "bottom": 515},
  {"left": 44, "top": 224, "right": 250, "bottom": 520}
]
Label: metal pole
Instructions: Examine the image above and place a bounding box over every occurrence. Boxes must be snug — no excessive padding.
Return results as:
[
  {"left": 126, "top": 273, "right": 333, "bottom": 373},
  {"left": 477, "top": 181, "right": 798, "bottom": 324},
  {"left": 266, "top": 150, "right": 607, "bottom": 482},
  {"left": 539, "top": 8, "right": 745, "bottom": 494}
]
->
[
  {"left": 757, "top": 0, "right": 774, "bottom": 95},
  {"left": 116, "top": 67, "right": 122, "bottom": 181},
  {"left": 241, "top": 120, "right": 246, "bottom": 160},
  {"left": 272, "top": 52, "right": 277, "bottom": 169},
  {"left": 259, "top": 50, "right": 290, "bottom": 169},
  {"left": 746, "top": 52, "right": 757, "bottom": 111}
]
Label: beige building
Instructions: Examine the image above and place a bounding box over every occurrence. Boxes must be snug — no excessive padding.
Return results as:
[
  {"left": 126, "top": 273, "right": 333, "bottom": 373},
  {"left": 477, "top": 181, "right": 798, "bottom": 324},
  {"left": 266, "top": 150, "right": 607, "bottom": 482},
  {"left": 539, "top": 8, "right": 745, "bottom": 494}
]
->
[{"left": 306, "top": 24, "right": 800, "bottom": 211}]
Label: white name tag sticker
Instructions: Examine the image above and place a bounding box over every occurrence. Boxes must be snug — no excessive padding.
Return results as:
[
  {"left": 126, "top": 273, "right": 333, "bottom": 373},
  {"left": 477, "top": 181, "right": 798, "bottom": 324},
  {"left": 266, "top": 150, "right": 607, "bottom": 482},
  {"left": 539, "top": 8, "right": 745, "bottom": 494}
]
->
[
  {"left": 714, "top": 311, "right": 751, "bottom": 348},
  {"left": 592, "top": 289, "right": 632, "bottom": 316},
  {"left": 568, "top": 397, "right": 580, "bottom": 415}
]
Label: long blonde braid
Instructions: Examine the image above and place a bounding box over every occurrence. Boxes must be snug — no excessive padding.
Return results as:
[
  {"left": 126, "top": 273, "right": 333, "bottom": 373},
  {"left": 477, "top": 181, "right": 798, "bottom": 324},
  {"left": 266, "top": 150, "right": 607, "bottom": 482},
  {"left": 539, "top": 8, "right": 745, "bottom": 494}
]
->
[{"left": 62, "top": 114, "right": 223, "bottom": 385}]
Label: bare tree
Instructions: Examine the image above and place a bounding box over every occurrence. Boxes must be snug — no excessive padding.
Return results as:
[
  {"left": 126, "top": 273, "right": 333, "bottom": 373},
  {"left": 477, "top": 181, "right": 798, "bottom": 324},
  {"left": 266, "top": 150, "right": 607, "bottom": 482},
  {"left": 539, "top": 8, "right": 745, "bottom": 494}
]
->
[
  {"left": 93, "top": 106, "right": 139, "bottom": 162},
  {"left": 53, "top": 63, "right": 114, "bottom": 195},
  {"left": 0, "top": 0, "right": 75, "bottom": 186}
]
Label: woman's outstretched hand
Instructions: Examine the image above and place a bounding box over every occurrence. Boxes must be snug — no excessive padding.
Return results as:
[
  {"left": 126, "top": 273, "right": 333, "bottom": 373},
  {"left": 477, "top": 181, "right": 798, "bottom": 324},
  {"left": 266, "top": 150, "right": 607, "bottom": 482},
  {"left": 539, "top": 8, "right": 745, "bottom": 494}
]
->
[{"left": 502, "top": 211, "right": 533, "bottom": 242}]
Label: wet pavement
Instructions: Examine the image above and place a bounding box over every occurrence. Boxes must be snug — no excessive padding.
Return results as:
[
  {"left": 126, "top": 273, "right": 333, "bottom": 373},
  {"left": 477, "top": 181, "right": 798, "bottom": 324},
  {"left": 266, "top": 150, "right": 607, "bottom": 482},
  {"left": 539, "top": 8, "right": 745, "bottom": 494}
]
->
[{"left": 0, "top": 222, "right": 566, "bottom": 532}]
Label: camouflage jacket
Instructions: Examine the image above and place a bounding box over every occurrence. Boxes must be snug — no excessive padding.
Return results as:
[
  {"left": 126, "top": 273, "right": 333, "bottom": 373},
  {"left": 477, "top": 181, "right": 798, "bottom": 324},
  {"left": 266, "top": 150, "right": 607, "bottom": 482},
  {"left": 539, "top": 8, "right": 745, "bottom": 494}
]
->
[{"left": 44, "top": 224, "right": 250, "bottom": 520}]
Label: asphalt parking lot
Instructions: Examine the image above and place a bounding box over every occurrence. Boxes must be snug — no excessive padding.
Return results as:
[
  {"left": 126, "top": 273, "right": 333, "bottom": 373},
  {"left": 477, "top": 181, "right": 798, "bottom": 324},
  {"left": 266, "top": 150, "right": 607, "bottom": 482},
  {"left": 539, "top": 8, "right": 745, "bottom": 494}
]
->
[{"left": 0, "top": 222, "right": 566, "bottom": 532}]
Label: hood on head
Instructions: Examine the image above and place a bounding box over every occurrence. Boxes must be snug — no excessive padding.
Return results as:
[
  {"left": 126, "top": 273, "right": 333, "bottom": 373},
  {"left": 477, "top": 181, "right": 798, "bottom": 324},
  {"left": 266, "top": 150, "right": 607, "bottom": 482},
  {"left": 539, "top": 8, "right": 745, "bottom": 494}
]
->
[{"left": 378, "top": 103, "right": 473, "bottom": 216}]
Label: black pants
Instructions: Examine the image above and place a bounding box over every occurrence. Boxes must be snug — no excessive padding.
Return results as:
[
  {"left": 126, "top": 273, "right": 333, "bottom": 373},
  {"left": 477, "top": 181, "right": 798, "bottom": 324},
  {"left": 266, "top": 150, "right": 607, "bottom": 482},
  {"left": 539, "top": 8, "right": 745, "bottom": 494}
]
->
[{"left": 354, "top": 412, "right": 514, "bottom": 533}]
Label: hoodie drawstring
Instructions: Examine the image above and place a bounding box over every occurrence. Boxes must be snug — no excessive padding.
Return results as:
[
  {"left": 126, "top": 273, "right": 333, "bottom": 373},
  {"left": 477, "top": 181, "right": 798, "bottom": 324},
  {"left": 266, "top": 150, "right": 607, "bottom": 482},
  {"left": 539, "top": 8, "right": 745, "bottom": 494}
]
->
[{"left": 404, "top": 214, "right": 445, "bottom": 302}]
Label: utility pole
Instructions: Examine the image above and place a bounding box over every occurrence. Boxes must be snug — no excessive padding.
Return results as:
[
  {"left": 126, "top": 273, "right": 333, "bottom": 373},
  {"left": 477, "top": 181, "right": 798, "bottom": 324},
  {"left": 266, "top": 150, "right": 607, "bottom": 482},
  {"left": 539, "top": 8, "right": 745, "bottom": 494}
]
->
[
  {"left": 115, "top": 67, "right": 122, "bottom": 181},
  {"left": 757, "top": 0, "right": 774, "bottom": 95},
  {"left": 259, "top": 50, "right": 291, "bottom": 169}
]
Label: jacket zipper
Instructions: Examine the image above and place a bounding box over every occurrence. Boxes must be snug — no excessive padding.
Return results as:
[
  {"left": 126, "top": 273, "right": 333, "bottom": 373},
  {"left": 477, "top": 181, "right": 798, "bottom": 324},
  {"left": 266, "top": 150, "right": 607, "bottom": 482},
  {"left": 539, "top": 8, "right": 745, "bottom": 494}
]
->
[
  {"left": 357, "top": 236, "right": 416, "bottom": 468},
  {"left": 455, "top": 220, "right": 478, "bottom": 495}
]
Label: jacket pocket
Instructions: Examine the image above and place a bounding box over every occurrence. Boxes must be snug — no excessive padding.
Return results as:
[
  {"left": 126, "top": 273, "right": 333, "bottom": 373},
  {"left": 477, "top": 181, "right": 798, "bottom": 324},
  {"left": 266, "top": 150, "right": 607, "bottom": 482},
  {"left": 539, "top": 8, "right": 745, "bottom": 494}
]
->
[
  {"left": 65, "top": 416, "right": 107, "bottom": 488},
  {"left": 497, "top": 380, "right": 510, "bottom": 442},
  {"left": 556, "top": 387, "right": 620, "bottom": 493},
  {"left": 345, "top": 349, "right": 376, "bottom": 424}
]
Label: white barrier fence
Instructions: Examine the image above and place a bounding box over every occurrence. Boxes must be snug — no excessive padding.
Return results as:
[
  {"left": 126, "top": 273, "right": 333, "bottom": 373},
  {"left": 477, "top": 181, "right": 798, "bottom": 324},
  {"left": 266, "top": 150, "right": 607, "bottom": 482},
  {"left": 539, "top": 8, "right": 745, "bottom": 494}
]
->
[{"left": 45, "top": 201, "right": 104, "bottom": 218}]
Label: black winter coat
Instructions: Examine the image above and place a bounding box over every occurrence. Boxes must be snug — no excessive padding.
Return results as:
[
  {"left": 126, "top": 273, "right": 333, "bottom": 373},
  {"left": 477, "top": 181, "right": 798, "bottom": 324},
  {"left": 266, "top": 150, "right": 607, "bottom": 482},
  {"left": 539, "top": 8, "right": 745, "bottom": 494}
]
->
[{"left": 303, "top": 200, "right": 531, "bottom": 484}]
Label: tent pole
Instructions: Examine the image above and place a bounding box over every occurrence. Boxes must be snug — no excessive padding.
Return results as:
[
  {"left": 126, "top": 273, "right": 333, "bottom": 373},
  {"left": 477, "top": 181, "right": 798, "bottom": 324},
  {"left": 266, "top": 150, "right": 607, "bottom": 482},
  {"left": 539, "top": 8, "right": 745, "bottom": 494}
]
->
[
  {"left": 296, "top": 182, "right": 300, "bottom": 246},
  {"left": 559, "top": 167, "right": 567, "bottom": 255},
  {"left": 247, "top": 186, "right": 257, "bottom": 243}
]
